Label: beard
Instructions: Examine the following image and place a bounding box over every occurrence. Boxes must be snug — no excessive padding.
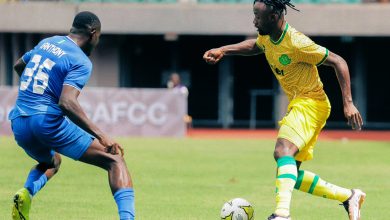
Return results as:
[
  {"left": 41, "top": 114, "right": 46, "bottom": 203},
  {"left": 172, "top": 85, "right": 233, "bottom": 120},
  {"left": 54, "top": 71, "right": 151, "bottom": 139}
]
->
[
  {"left": 257, "top": 28, "right": 270, "bottom": 36},
  {"left": 81, "top": 43, "right": 95, "bottom": 57}
]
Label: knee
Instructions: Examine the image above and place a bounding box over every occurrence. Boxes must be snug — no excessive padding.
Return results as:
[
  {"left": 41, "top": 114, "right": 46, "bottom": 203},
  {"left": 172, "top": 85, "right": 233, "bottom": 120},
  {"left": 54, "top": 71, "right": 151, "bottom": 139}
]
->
[
  {"left": 36, "top": 153, "right": 62, "bottom": 174},
  {"left": 273, "top": 147, "right": 286, "bottom": 161},
  {"left": 36, "top": 154, "right": 61, "bottom": 174},
  {"left": 105, "top": 154, "right": 126, "bottom": 171},
  {"left": 273, "top": 139, "right": 299, "bottom": 161}
]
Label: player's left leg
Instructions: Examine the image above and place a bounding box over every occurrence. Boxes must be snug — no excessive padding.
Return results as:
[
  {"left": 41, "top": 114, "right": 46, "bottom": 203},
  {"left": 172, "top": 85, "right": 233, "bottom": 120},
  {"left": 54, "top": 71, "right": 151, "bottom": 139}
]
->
[
  {"left": 295, "top": 160, "right": 352, "bottom": 202},
  {"left": 12, "top": 154, "right": 62, "bottom": 220},
  {"left": 294, "top": 120, "right": 366, "bottom": 220},
  {"left": 292, "top": 112, "right": 366, "bottom": 220},
  {"left": 11, "top": 116, "right": 62, "bottom": 220},
  {"left": 23, "top": 153, "right": 62, "bottom": 196},
  {"left": 295, "top": 162, "right": 366, "bottom": 220}
]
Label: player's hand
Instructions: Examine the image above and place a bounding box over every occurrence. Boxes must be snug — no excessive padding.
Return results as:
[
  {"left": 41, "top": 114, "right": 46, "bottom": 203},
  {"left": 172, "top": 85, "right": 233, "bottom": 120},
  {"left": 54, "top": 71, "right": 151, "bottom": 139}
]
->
[
  {"left": 344, "top": 103, "right": 363, "bottom": 131},
  {"left": 99, "top": 135, "right": 124, "bottom": 156},
  {"left": 203, "top": 48, "right": 224, "bottom": 64}
]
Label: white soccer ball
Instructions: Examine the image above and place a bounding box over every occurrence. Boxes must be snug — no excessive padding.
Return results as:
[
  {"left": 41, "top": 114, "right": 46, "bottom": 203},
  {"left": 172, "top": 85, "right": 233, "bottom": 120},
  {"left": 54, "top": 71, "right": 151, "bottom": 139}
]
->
[{"left": 220, "top": 198, "right": 254, "bottom": 220}]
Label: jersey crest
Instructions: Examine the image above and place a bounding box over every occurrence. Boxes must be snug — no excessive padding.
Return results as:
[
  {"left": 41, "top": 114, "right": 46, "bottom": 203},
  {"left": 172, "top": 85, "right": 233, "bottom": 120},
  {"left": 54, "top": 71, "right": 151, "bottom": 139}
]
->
[{"left": 279, "top": 54, "right": 291, "bottom": 66}]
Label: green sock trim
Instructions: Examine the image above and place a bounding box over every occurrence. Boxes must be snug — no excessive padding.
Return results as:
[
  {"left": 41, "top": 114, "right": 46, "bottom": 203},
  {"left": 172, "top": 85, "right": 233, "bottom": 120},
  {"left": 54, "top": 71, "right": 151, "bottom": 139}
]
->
[
  {"left": 294, "top": 170, "right": 305, "bottom": 190},
  {"left": 277, "top": 173, "right": 297, "bottom": 181},
  {"left": 308, "top": 175, "right": 320, "bottom": 194},
  {"left": 277, "top": 156, "right": 296, "bottom": 167}
]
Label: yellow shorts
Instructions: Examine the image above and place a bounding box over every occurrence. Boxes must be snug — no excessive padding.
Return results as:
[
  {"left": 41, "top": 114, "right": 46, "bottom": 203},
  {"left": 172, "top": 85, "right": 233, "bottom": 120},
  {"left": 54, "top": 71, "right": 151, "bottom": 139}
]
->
[{"left": 278, "top": 97, "right": 331, "bottom": 162}]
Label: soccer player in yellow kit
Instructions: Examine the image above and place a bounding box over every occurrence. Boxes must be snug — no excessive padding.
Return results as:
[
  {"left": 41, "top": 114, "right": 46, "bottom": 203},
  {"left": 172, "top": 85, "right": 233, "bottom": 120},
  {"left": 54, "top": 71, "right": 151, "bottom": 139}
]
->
[{"left": 203, "top": 0, "right": 365, "bottom": 219}]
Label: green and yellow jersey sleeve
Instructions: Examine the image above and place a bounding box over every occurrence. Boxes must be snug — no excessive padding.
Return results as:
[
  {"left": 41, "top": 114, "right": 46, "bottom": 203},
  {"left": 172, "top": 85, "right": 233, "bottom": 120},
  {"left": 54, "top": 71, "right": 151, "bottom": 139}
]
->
[{"left": 293, "top": 32, "right": 329, "bottom": 66}]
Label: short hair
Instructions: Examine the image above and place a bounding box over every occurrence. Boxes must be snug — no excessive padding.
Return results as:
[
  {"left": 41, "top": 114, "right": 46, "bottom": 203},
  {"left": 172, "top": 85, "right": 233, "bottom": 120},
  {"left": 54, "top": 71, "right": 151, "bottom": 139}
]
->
[
  {"left": 71, "top": 11, "right": 101, "bottom": 34},
  {"left": 253, "top": 0, "right": 299, "bottom": 15}
]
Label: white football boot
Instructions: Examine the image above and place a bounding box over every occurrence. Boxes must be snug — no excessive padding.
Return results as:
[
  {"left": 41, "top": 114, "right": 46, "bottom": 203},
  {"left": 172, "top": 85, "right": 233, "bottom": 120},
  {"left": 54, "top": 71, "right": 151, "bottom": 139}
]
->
[{"left": 342, "top": 189, "right": 366, "bottom": 220}]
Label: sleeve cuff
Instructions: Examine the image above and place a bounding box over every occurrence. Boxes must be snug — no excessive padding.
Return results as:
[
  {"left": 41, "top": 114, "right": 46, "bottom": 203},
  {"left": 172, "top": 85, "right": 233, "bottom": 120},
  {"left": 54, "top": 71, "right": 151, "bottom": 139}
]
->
[
  {"left": 21, "top": 56, "right": 28, "bottom": 64},
  {"left": 316, "top": 49, "right": 329, "bottom": 66},
  {"left": 63, "top": 83, "right": 82, "bottom": 91}
]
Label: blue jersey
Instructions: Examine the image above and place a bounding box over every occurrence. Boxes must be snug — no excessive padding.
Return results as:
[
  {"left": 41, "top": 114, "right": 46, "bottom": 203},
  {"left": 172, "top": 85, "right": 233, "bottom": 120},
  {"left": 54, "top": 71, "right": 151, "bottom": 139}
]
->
[{"left": 9, "top": 36, "right": 92, "bottom": 120}]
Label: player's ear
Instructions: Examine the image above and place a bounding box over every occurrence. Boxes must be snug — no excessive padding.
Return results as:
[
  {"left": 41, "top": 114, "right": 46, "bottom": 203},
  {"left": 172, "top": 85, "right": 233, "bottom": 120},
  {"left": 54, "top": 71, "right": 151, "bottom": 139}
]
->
[
  {"left": 87, "top": 29, "right": 98, "bottom": 42},
  {"left": 90, "top": 28, "right": 97, "bottom": 37},
  {"left": 269, "top": 13, "right": 278, "bottom": 22}
]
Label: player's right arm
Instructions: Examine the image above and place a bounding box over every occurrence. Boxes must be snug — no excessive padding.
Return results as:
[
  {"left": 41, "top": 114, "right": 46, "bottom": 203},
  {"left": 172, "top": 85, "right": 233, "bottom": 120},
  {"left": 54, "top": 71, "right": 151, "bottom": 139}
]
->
[
  {"left": 59, "top": 85, "right": 124, "bottom": 156},
  {"left": 203, "top": 39, "right": 263, "bottom": 65},
  {"left": 60, "top": 58, "right": 124, "bottom": 156}
]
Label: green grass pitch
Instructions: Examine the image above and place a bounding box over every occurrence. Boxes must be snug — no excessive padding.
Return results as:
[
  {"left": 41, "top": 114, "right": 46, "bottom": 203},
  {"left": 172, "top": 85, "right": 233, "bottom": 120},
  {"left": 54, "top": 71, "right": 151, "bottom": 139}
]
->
[{"left": 0, "top": 136, "right": 389, "bottom": 219}]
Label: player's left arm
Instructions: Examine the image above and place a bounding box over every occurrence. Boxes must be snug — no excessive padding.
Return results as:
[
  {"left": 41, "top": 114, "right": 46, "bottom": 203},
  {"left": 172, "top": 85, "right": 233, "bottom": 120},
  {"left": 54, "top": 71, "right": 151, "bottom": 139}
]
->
[
  {"left": 13, "top": 58, "right": 26, "bottom": 77},
  {"left": 322, "top": 51, "right": 363, "bottom": 130}
]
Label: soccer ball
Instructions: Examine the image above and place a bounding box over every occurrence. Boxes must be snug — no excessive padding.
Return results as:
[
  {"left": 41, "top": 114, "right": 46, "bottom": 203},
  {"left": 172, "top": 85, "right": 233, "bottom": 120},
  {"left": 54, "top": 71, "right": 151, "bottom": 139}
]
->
[{"left": 220, "top": 198, "right": 254, "bottom": 220}]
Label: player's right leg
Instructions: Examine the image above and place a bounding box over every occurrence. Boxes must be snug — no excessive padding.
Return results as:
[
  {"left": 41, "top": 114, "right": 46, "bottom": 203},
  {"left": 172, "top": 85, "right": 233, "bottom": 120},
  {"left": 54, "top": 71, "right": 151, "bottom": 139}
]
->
[
  {"left": 79, "top": 140, "right": 135, "bottom": 220},
  {"left": 268, "top": 138, "right": 299, "bottom": 220},
  {"left": 268, "top": 98, "right": 330, "bottom": 220}
]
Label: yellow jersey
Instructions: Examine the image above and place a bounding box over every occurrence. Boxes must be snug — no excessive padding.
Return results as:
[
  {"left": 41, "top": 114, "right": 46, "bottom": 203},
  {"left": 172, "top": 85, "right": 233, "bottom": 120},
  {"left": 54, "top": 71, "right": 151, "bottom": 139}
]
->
[{"left": 256, "top": 23, "right": 329, "bottom": 101}]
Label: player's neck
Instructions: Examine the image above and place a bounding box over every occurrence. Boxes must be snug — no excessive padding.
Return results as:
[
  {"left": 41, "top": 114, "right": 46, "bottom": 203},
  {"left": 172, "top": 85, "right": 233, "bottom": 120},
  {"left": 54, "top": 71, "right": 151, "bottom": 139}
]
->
[
  {"left": 269, "top": 20, "right": 286, "bottom": 43},
  {"left": 67, "top": 34, "right": 86, "bottom": 47}
]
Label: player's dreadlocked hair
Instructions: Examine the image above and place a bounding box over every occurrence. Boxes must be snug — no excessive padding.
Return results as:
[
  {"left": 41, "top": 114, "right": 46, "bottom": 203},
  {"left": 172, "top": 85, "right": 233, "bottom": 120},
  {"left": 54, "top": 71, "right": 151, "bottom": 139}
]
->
[
  {"left": 71, "top": 11, "right": 101, "bottom": 35},
  {"left": 253, "top": 0, "right": 299, "bottom": 16}
]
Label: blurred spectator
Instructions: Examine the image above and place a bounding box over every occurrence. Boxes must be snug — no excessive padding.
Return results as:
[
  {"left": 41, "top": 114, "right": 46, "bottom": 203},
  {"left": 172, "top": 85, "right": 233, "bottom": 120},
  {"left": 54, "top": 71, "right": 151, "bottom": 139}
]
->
[
  {"left": 167, "top": 73, "right": 189, "bottom": 97},
  {"left": 167, "top": 73, "right": 192, "bottom": 128}
]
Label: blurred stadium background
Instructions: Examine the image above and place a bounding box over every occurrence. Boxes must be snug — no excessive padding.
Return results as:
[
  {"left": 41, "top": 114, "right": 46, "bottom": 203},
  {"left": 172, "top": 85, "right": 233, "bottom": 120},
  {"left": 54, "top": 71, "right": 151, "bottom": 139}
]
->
[{"left": 0, "top": 0, "right": 389, "bottom": 132}]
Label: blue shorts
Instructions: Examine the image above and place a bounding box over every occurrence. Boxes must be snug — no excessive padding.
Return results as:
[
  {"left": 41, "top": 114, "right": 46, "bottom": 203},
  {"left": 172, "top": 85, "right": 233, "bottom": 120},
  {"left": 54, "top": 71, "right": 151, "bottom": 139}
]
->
[{"left": 11, "top": 114, "right": 94, "bottom": 164}]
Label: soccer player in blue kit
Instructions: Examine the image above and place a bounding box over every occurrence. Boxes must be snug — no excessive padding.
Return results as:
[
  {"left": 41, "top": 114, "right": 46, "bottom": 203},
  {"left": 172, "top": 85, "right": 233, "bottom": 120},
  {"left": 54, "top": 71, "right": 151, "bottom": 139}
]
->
[{"left": 10, "top": 12, "right": 135, "bottom": 220}]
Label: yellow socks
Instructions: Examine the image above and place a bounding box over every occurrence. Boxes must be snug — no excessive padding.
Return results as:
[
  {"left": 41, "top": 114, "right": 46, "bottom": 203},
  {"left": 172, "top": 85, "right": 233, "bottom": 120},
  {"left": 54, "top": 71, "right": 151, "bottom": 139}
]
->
[
  {"left": 294, "top": 170, "right": 352, "bottom": 202},
  {"left": 274, "top": 158, "right": 352, "bottom": 217},
  {"left": 275, "top": 156, "right": 297, "bottom": 217}
]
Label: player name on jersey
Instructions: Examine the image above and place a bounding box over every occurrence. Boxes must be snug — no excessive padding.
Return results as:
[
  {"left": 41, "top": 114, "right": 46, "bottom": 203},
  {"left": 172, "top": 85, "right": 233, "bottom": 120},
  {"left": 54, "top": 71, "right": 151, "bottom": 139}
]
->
[{"left": 40, "top": 42, "right": 66, "bottom": 58}]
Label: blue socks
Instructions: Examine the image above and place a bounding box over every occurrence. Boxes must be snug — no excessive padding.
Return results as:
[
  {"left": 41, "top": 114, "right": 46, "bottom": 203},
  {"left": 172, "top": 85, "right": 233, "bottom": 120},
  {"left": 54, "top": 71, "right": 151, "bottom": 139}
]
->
[
  {"left": 24, "top": 169, "right": 135, "bottom": 219},
  {"left": 114, "top": 188, "right": 135, "bottom": 220},
  {"left": 24, "top": 169, "right": 48, "bottom": 196}
]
